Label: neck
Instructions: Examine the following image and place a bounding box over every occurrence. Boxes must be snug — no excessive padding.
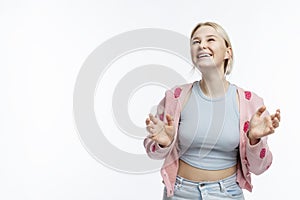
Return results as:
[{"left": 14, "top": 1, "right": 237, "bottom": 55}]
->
[{"left": 200, "top": 72, "right": 229, "bottom": 98}]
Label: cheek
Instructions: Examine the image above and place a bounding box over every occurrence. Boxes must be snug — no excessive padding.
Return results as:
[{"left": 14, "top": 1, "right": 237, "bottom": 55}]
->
[
  {"left": 190, "top": 48, "right": 197, "bottom": 57},
  {"left": 190, "top": 46, "right": 196, "bottom": 52},
  {"left": 212, "top": 46, "right": 227, "bottom": 58}
]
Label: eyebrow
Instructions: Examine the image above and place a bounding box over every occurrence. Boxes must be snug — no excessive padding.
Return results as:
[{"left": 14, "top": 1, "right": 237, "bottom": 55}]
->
[
  {"left": 191, "top": 35, "right": 217, "bottom": 40},
  {"left": 206, "top": 35, "right": 217, "bottom": 38}
]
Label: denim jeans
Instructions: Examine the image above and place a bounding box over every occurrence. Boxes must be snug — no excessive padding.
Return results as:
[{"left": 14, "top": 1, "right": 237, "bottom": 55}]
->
[{"left": 162, "top": 173, "right": 244, "bottom": 200}]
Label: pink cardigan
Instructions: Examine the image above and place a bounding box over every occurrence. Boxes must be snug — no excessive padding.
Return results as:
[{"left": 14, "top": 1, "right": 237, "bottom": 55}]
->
[{"left": 144, "top": 82, "right": 273, "bottom": 197}]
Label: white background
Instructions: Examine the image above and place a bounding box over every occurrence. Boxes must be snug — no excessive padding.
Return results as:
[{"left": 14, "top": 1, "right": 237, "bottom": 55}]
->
[{"left": 1, "top": 0, "right": 299, "bottom": 199}]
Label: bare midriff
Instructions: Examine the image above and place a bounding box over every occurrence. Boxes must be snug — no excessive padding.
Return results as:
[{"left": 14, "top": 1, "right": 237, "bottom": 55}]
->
[{"left": 178, "top": 159, "right": 237, "bottom": 182}]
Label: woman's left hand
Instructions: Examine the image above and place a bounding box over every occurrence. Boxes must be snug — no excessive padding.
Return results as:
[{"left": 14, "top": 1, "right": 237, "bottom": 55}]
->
[{"left": 248, "top": 106, "right": 281, "bottom": 145}]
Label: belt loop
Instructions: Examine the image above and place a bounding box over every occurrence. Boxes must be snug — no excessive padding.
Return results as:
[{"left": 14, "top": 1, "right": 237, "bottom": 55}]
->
[
  {"left": 175, "top": 176, "right": 183, "bottom": 189},
  {"left": 177, "top": 176, "right": 183, "bottom": 186},
  {"left": 219, "top": 181, "right": 225, "bottom": 192}
]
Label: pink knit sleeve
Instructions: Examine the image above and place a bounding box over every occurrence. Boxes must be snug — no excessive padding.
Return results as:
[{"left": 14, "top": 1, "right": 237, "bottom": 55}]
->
[
  {"left": 143, "top": 97, "right": 174, "bottom": 159},
  {"left": 245, "top": 136, "right": 273, "bottom": 175},
  {"left": 245, "top": 95, "right": 273, "bottom": 175}
]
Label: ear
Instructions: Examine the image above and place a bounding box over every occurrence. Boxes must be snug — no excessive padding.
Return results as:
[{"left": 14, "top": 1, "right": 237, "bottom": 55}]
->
[{"left": 224, "top": 47, "right": 232, "bottom": 60}]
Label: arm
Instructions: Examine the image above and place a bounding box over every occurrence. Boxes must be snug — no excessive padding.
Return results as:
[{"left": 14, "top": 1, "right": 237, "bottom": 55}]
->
[
  {"left": 246, "top": 106, "right": 281, "bottom": 175},
  {"left": 143, "top": 98, "right": 176, "bottom": 160}
]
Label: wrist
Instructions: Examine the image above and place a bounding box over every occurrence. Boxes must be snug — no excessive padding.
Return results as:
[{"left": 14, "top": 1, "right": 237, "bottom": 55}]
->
[
  {"left": 158, "top": 138, "right": 173, "bottom": 148},
  {"left": 159, "top": 142, "right": 171, "bottom": 148},
  {"left": 247, "top": 131, "right": 260, "bottom": 145}
]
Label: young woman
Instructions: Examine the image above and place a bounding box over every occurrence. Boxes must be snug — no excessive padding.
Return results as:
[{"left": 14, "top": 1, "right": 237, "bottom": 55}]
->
[{"left": 144, "top": 22, "right": 281, "bottom": 200}]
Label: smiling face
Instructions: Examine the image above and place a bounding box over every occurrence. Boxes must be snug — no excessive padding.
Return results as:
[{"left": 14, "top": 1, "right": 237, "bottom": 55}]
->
[{"left": 190, "top": 25, "right": 232, "bottom": 75}]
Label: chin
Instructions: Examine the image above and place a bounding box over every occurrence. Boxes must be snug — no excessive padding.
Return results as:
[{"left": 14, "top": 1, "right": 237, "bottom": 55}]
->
[
  {"left": 196, "top": 61, "right": 217, "bottom": 69},
  {"left": 196, "top": 65, "right": 220, "bottom": 75}
]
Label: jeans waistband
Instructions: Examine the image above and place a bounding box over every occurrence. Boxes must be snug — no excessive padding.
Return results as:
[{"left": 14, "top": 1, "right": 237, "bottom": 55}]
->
[{"left": 175, "top": 172, "right": 237, "bottom": 187}]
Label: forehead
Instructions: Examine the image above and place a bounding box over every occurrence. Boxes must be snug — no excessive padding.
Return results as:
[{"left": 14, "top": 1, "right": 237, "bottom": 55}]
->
[{"left": 192, "top": 25, "right": 220, "bottom": 39}]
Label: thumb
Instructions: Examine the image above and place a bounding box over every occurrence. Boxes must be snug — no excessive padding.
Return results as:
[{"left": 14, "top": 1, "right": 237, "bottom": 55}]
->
[
  {"left": 256, "top": 106, "right": 266, "bottom": 117},
  {"left": 166, "top": 114, "right": 174, "bottom": 126}
]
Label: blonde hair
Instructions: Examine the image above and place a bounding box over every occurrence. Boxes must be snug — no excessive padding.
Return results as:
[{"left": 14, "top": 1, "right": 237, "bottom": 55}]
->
[{"left": 190, "top": 22, "right": 234, "bottom": 75}]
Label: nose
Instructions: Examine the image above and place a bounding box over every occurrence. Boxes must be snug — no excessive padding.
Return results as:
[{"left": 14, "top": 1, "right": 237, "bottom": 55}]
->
[
  {"left": 192, "top": 40, "right": 207, "bottom": 50},
  {"left": 199, "top": 41, "right": 207, "bottom": 49}
]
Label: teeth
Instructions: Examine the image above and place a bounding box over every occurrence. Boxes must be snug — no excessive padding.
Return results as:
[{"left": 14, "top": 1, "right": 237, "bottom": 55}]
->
[{"left": 198, "top": 53, "right": 210, "bottom": 58}]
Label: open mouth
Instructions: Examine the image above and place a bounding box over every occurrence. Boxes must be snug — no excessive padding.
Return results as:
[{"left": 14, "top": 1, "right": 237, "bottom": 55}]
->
[{"left": 197, "top": 53, "right": 212, "bottom": 59}]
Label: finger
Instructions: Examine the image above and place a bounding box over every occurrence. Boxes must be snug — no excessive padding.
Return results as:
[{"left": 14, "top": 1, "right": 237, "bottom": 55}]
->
[
  {"left": 147, "top": 134, "right": 156, "bottom": 140},
  {"left": 256, "top": 106, "right": 266, "bottom": 117},
  {"left": 272, "top": 115, "right": 279, "bottom": 121},
  {"left": 271, "top": 110, "right": 281, "bottom": 122},
  {"left": 276, "top": 109, "right": 281, "bottom": 122},
  {"left": 148, "top": 134, "right": 159, "bottom": 142},
  {"left": 272, "top": 117, "right": 280, "bottom": 128},
  {"left": 147, "top": 131, "right": 159, "bottom": 139},
  {"left": 146, "top": 126, "right": 151, "bottom": 133},
  {"left": 145, "top": 118, "right": 150, "bottom": 125},
  {"left": 149, "top": 113, "right": 159, "bottom": 124},
  {"left": 166, "top": 114, "right": 174, "bottom": 126},
  {"left": 272, "top": 122, "right": 279, "bottom": 129},
  {"left": 269, "top": 127, "right": 275, "bottom": 134},
  {"left": 270, "top": 113, "right": 276, "bottom": 120},
  {"left": 146, "top": 125, "right": 155, "bottom": 133}
]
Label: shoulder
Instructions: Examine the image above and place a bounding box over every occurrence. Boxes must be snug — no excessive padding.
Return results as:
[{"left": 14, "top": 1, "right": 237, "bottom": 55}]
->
[
  {"left": 234, "top": 85, "right": 265, "bottom": 115},
  {"left": 166, "top": 82, "right": 194, "bottom": 99},
  {"left": 234, "top": 84, "right": 263, "bottom": 102}
]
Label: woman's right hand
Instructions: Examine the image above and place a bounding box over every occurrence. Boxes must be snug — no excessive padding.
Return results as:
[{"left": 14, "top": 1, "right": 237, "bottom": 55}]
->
[{"left": 145, "top": 114, "right": 175, "bottom": 147}]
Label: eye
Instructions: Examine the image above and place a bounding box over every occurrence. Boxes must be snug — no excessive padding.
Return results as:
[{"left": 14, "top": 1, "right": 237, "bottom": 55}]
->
[
  {"left": 207, "top": 38, "right": 215, "bottom": 42},
  {"left": 192, "top": 40, "right": 200, "bottom": 45}
]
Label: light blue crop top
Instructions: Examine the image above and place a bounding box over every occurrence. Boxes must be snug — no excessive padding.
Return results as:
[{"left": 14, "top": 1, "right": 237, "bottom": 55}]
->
[{"left": 178, "top": 81, "right": 240, "bottom": 170}]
